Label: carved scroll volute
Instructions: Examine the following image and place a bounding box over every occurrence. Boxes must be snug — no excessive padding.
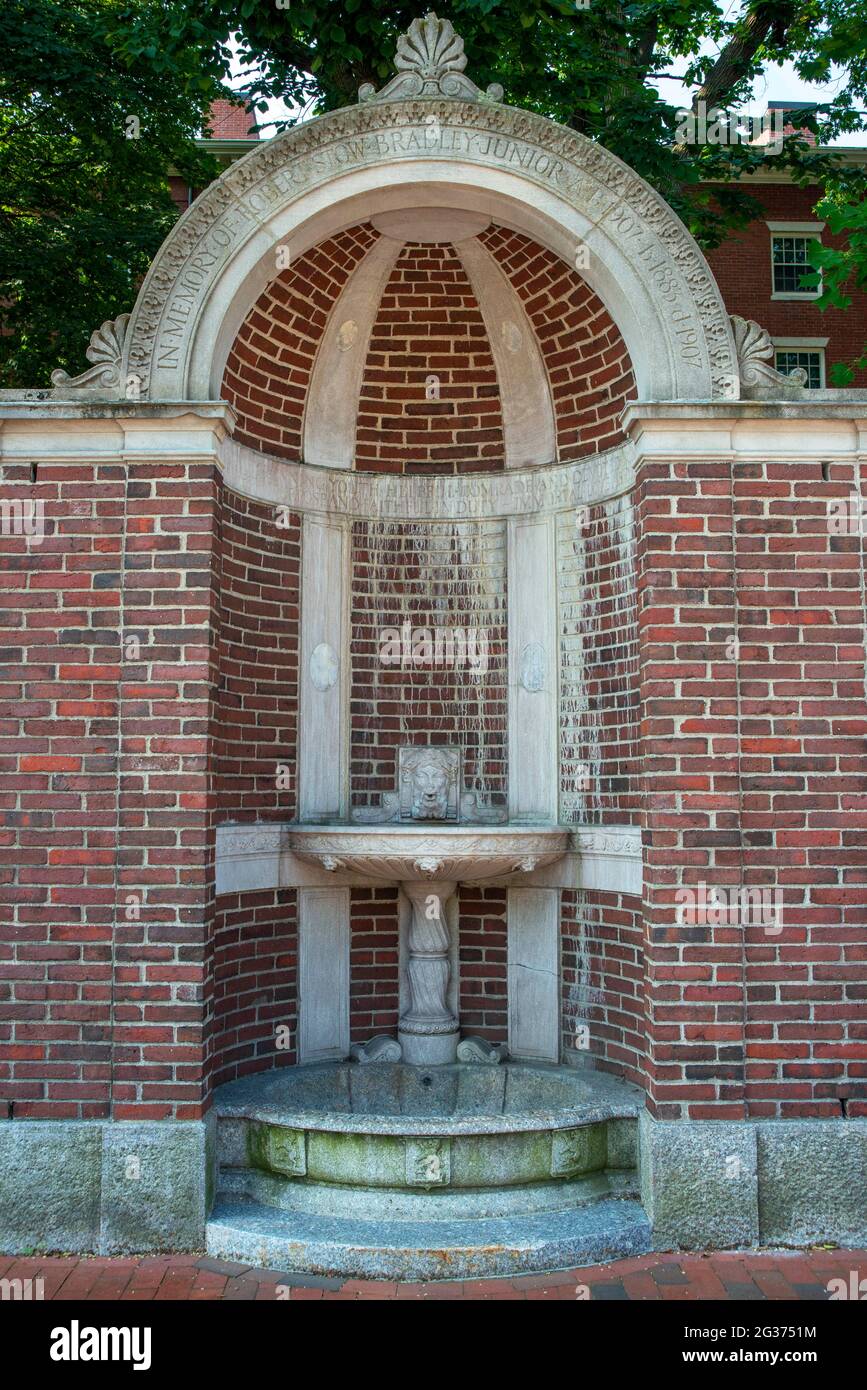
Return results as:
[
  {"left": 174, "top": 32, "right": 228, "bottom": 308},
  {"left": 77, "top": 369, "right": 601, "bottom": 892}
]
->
[
  {"left": 731, "top": 314, "right": 808, "bottom": 398},
  {"left": 50, "top": 314, "right": 132, "bottom": 399}
]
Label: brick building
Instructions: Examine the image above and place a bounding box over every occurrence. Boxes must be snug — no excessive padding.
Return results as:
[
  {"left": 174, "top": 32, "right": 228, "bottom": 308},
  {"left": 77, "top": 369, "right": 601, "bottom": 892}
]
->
[{"left": 0, "top": 17, "right": 864, "bottom": 1272}]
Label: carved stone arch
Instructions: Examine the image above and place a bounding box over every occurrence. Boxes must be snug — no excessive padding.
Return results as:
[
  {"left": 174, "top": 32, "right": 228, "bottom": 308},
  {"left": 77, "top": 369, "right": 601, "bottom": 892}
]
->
[{"left": 111, "top": 99, "right": 737, "bottom": 406}]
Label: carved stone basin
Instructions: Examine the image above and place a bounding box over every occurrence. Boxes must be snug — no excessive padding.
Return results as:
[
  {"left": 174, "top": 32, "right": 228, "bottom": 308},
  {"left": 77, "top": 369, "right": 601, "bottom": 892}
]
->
[
  {"left": 287, "top": 824, "right": 568, "bottom": 884},
  {"left": 289, "top": 824, "right": 568, "bottom": 1066}
]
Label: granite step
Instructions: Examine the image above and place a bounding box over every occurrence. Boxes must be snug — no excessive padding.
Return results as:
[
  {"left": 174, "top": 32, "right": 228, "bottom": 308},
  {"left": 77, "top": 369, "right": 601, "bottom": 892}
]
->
[
  {"left": 206, "top": 1195, "right": 652, "bottom": 1281},
  {"left": 218, "top": 1164, "right": 639, "bottom": 1219}
]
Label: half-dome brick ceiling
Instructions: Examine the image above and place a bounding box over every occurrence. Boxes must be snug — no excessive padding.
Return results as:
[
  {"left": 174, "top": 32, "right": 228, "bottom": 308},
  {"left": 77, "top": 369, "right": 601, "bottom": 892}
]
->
[{"left": 222, "top": 222, "right": 637, "bottom": 472}]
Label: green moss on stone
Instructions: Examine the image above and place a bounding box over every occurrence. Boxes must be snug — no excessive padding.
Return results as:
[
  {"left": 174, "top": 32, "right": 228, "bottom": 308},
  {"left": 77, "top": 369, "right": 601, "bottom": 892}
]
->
[
  {"left": 247, "top": 1123, "right": 306, "bottom": 1177},
  {"left": 306, "top": 1130, "right": 405, "bottom": 1187},
  {"left": 451, "top": 1131, "right": 553, "bottom": 1187}
]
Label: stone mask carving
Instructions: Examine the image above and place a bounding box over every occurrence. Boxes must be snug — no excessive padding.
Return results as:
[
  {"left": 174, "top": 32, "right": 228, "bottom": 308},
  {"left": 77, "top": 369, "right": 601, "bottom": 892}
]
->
[{"left": 399, "top": 747, "right": 460, "bottom": 820}]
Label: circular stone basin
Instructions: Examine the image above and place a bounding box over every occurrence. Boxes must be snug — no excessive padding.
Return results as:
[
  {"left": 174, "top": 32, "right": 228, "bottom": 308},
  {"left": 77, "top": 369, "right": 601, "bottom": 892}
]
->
[{"left": 216, "top": 1062, "right": 641, "bottom": 1191}]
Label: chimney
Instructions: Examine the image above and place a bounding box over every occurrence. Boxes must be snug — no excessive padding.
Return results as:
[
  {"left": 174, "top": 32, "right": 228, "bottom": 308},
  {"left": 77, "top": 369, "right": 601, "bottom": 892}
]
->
[{"left": 205, "top": 96, "right": 260, "bottom": 141}]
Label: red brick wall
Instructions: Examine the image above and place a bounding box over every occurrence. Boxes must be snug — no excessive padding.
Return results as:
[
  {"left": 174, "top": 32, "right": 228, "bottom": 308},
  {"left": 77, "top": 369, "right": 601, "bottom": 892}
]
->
[
  {"left": 206, "top": 484, "right": 301, "bottom": 1093},
  {"left": 0, "top": 456, "right": 221, "bottom": 1121},
  {"left": 355, "top": 242, "right": 506, "bottom": 474},
  {"left": 222, "top": 223, "right": 379, "bottom": 459},
  {"left": 222, "top": 224, "right": 636, "bottom": 472},
  {"left": 479, "top": 225, "right": 636, "bottom": 457},
  {"left": 636, "top": 450, "right": 867, "bottom": 1121},
  {"left": 561, "top": 890, "right": 646, "bottom": 1090},
  {"left": 209, "top": 888, "right": 297, "bottom": 1092},
  {"left": 0, "top": 459, "right": 122, "bottom": 1118},
  {"left": 214, "top": 488, "right": 300, "bottom": 821},
  {"left": 347, "top": 886, "right": 507, "bottom": 1046},
  {"left": 558, "top": 496, "right": 640, "bottom": 825},
  {"left": 735, "top": 457, "right": 867, "bottom": 1119},
  {"left": 637, "top": 454, "right": 747, "bottom": 1121},
  {"left": 706, "top": 183, "right": 867, "bottom": 388},
  {"left": 349, "top": 517, "right": 508, "bottom": 816},
  {"left": 350, "top": 887, "right": 400, "bottom": 1043},
  {"left": 458, "top": 886, "right": 507, "bottom": 1044}
]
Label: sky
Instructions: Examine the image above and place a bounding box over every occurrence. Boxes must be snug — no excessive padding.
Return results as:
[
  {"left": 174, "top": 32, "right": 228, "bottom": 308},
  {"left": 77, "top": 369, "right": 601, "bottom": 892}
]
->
[{"left": 651, "top": 56, "right": 864, "bottom": 146}]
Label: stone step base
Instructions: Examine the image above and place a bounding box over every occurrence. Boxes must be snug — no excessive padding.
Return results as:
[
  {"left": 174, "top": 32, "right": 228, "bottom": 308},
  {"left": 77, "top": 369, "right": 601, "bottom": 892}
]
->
[
  {"left": 206, "top": 1195, "right": 652, "bottom": 1281},
  {"left": 218, "top": 1165, "right": 639, "bottom": 1220}
]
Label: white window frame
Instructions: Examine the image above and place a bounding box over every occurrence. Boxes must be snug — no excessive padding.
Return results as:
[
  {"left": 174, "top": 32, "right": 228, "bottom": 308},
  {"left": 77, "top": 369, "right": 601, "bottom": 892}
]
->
[
  {"left": 772, "top": 337, "right": 827, "bottom": 389},
  {"left": 767, "top": 221, "right": 825, "bottom": 301}
]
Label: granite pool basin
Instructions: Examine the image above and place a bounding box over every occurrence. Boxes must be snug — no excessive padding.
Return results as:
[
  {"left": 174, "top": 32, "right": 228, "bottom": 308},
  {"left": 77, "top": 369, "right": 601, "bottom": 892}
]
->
[{"left": 214, "top": 1062, "right": 642, "bottom": 1191}]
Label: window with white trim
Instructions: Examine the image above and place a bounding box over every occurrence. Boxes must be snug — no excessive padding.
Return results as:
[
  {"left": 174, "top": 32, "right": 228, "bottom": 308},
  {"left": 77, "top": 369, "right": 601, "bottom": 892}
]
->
[
  {"left": 770, "top": 232, "right": 821, "bottom": 298},
  {"left": 774, "top": 347, "right": 825, "bottom": 389}
]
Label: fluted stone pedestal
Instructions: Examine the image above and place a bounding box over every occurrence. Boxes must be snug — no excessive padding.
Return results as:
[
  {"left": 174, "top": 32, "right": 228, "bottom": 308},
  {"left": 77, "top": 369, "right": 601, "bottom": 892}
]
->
[{"left": 398, "top": 881, "right": 459, "bottom": 1065}]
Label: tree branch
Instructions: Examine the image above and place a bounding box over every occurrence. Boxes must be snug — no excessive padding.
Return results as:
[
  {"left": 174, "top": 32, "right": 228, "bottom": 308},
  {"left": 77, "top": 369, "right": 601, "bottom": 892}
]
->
[{"left": 693, "top": 0, "right": 799, "bottom": 112}]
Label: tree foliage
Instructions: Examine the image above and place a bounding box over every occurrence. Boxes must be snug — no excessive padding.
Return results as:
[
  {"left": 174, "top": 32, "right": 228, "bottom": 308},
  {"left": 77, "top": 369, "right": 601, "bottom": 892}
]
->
[{"left": 0, "top": 0, "right": 231, "bottom": 385}]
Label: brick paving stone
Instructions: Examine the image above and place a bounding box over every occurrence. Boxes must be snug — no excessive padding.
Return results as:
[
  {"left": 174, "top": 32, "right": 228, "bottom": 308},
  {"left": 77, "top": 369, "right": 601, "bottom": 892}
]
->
[
  {"left": 253, "top": 1269, "right": 344, "bottom": 1290},
  {"left": 399, "top": 1281, "right": 467, "bottom": 1298},
  {"left": 685, "top": 1268, "right": 739, "bottom": 1300},
  {"left": 195, "top": 1257, "right": 250, "bottom": 1277},
  {"left": 622, "top": 1272, "right": 662, "bottom": 1300},
  {"left": 512, "top": 1270, "right": 579, "bottom": 1289},
  {"left": 220, "top": 1279, "right": 260, "bottom": 1300},
  {"left": 751, "top": 1269, "right": 805, "bottom": 1300},
  {"left": 5, "top": 1250, "right": 865, "bottom": 1301},
  {"left": 709, "top": 1256, "right": 761, "bottom": 1290},
  {"left": 341, "top": 1279, "right": 399, "bottom": 1296}
]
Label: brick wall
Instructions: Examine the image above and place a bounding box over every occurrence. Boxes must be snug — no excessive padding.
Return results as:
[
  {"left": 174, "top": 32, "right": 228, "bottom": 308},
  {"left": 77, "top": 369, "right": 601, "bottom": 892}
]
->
[
  {"left": 347, "top": 886, "right": 507, "bottom": 1046},
  {"left": 206, "top": 484, "right": 301, "bottom": 1091},
  {"left": 222, "top": 223, "right": 636, "bottom": 472},
  {"left": 480, "top": 225, "right": 636, "bottom": 457},
  {"left": 214, "top": 487, "right": 300, "bottom": 821},
  {"left": 706, "top": 183, "right": 867, "bottom": 388},
  {"left": 349, "top": 517, "right": 508, "bottom": 814},
  {"left": 561, "top": 889, "right": 645, "bottom": 1089},
  {"left": 636, "top": 449, "right": 867, "bottom": 1120},
  {"left": 0, "top": 455, "right": 221, "bottom": 1121},
  {"left": 209, "top": 888, "right": 297, "bottom": 1092},
  {"left": 0, "top": 459, "right": 122, "bottom": 1118},
  {"left": 558, "top": 495, "right": 640, "bottom": 825},
  {"left": 355, "top": 242, "right": 505, "bottom": 474},
  {"left": 113, "top": 459, "right": 219, "bottom": 1121},
  {"left": 636, "top": 454, "right": 747, "bottom": 1120},
  {"left": 458, "top": 886, "right": 507, "bottom": 1044},
  {"left": 222, "top": 223, "right": 379, "bottom": 459},
  {"left": 735, "top": 457, "right": 867, "bottom": 1119},
  {"left": 350, "top": 887, "right": 400, "bottom": 1043}
]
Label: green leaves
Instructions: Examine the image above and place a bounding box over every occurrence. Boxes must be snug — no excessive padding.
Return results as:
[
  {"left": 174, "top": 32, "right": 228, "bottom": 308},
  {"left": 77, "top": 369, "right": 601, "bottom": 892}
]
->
[
  {"left": 0, "top": 0, "right": 228, "bottom": 385},
  {"left": 808, "top": 184, "right": 867, "bottom": 378}
]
